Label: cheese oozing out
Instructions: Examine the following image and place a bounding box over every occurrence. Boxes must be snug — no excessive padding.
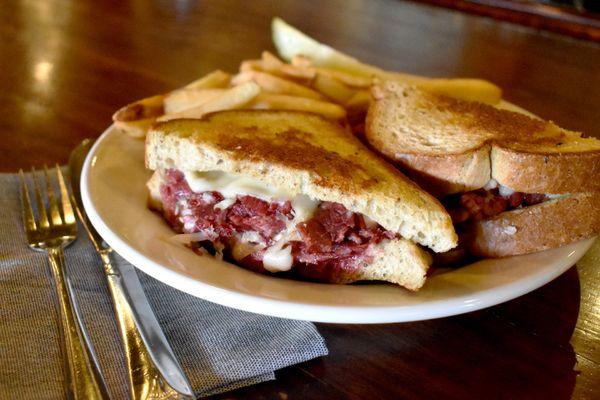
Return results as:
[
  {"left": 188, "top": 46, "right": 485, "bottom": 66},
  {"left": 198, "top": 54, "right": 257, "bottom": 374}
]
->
[
  {"left": 183, "top": 170, "right": 287, "bottom": 202},
  {"left": 483, "top": 179, "right": 515, "bottom": 196},
  {"left": 182, "top": 170, "right": 319, "bottom": 272}
]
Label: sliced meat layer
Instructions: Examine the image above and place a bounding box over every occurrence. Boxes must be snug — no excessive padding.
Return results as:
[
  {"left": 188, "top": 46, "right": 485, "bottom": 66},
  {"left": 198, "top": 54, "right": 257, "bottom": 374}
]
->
[
  {"left": 157, "top": 168, "right": 396, "bottom": 282},
  {"left": 442, "top": 187, "right": 548, "bottom": 225}
]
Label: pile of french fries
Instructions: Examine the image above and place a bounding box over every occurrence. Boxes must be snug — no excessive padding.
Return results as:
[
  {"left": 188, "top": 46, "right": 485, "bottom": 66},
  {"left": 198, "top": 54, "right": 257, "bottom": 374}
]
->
[
  {"left": 113, "top": 51, "right": 372, "bottom": 138},
  {"left": 113, "top": 18, "right": 502, "bottom": 138}
]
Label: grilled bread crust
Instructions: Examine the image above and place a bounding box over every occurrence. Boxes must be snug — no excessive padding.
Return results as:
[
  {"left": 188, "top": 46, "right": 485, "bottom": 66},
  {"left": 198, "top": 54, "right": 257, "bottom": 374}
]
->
[
  {"left": 344, "top": 238, "right": 430, "bottom": 290},
  {"left": 366, "top": 82, "right": 600, "bottom": 196}
]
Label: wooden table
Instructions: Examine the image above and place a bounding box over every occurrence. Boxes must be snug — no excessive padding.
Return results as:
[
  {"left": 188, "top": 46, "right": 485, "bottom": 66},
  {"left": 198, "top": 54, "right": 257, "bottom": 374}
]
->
[{"left": 1, "top": 0, "right": 598, "bottom": 398}]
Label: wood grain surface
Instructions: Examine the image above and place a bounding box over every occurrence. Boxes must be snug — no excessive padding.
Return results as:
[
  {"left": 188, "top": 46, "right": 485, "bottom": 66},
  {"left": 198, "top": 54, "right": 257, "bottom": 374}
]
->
[{"left": 1, "top": 0, "right": 598, "bottom": 398}]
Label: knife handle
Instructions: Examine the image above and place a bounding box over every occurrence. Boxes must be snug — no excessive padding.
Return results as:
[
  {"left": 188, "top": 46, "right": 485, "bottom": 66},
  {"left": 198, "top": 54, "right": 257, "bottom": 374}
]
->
[{"left": 99, "top": 251, "right": 195, "bottom": 400}]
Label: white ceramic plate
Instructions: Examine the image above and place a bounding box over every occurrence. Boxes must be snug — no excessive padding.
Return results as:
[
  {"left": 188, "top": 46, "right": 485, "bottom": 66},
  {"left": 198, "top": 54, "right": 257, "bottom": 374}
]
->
[{"left": 82, "top": 125, "right": 595, "bottom": 323}]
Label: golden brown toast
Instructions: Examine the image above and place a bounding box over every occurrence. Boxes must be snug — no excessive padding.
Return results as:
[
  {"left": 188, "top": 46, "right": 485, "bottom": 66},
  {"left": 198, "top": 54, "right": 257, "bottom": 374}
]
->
[{"left": 366, "top": 82, "right": 600, "bottom": 196}]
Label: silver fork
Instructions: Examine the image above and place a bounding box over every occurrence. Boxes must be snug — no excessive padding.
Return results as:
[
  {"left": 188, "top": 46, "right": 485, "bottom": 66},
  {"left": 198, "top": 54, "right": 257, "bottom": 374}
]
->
[{"left": 20, "top": 166, "right": 110, "bottom": 400}]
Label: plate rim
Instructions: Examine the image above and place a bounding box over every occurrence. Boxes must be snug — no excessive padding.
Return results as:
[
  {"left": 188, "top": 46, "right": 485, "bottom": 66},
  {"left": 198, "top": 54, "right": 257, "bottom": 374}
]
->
[{"left": 81, "top": 125, "right": 595, "bottom": 323}]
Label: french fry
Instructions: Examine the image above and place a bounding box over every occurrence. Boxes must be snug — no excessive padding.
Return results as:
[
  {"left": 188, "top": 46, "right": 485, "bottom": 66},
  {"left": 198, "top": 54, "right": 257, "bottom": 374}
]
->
[
  {"left": 345, "top": 90, "right": 370, "bottom": 116},
  {"left": 250, "top": 92, "right": 346, "bottom": 120},
  {"left": 414, "top": 78, "right": 503, "bottom": 105},
  {"left": 272, "top": 17, "right": 502, "bottom": 104},
  {"left": 113, "top": 94, "right": 164, "bottom": 121},
  {"left": 261, "top": 51, "right": 285, "bottom": 71},
  {"left": 158, "top": 82, "right": 260, "bottom": 121},
  {"left": 164, "top": 88, "right": 226, "bottom": 114},
  {"left": 312, "top": 73, "right": 356, "bottom": 103},
  {"left": 112, "top": 94, "right": 164, "bottom": 138},
  {"left": 240, "top": 59, "right": 263, "bottom": 73},
  {"left": 239, "top": 52, "right": 284, "bottom": 75},
  {"left": 232, "top": 70, "right": 324, "bottom": 100},
  {"left": 279, "top": 64, "right": 316, "bottom": 80},
  {"left": 184, "top": 70, "right": 231, "bottom": 90},
  {"left": 113, "top": 119, "right": 157, "bottom": 139},
  {"left": 316, "top": 68, "right": 372, "bottom": 89},
  {"left": 240, "top": 53, "right": 315, "bottom": 83}
]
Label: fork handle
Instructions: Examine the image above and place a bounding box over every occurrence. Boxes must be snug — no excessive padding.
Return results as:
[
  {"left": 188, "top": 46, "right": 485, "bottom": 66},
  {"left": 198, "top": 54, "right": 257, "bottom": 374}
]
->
[{"left": 48, "top": 246, "right": 111, "bottom": 400}]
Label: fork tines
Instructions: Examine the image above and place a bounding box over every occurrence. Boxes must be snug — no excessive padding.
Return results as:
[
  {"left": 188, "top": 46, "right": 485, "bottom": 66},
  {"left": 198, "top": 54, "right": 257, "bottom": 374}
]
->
[{"left": 20, "top": 166, "right": 75, "bottom": 233}]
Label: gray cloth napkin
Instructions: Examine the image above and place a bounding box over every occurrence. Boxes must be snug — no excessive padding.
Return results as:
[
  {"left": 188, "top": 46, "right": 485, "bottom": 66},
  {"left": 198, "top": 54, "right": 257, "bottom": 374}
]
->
[{"left": 0, "top": 172, "right": 327, "bottom": 399}]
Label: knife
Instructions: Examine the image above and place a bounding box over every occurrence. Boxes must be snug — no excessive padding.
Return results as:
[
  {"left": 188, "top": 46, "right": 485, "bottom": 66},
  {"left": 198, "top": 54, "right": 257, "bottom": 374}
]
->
[{"left": 69, "top": 139, "right": 195, "bottom": 400}]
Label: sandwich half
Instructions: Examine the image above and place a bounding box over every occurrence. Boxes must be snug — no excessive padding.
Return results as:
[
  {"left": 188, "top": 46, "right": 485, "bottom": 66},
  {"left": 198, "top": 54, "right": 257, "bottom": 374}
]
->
[
  {"left": 146, "top": 110, "right": 457, "bottom": 290},
  {"left": 365, "top": 81, "right": 600, "bottom": 257}
]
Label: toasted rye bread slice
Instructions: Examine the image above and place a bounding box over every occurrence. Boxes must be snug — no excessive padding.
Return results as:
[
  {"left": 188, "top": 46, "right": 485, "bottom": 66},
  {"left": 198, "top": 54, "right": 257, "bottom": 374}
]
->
[
  {"left": 366, "top": 81, "right": 600, "bottom": 196},
  {"left": 147, "top": 162, "right": 431, "bottom": 290},
  {"left": 145, "top": 110, "right": 457, "bottom": 253},
  {"left": 466, "top": 192, "right": 600, "bottom": 257}
]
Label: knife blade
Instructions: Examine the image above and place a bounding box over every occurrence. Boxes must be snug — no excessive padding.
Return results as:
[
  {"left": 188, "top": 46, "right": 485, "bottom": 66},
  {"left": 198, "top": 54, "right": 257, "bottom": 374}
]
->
[{"left": 69, "top": 139, "right": 195, "bottom": 400}]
